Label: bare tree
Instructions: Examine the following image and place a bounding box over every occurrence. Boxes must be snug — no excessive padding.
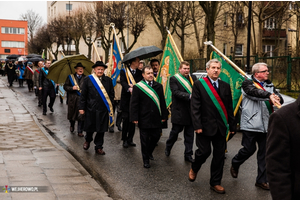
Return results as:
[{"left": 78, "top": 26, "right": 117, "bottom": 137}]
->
[
  {"left": 20, "top": 10, "right": 43, "bottom": 43},
  {"left": 69, "top": 8, "right": 85, "bottom": 54},
  {"left": 146, "top": 1, "right": 181, "bottom": 49}
]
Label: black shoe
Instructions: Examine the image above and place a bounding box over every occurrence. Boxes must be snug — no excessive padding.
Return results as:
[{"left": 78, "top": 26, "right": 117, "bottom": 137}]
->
[
  {"left": 230, "top": 166, "right": 238, "bottom": 178},
  {"left": 123, "top": 141, "right": 128, "bottom": 148},
  {"left": 143, "top": 160, "right": 150, "bottom": 168},
  {"left": 165, "top": 149, "right": 170, "bottom": 157},
  {"left": 184, "top": 156, "right": 194, "bottom": 163},
  {"left": 117, "top": 125, "right": 122, "bottom": 131},
  {"left": 49, "top": 107, "right": 54, "bottom": 112},
  {"left": 149, "top": 154, "right": 154, "bottom": 160},
  {"left": 255, "top": 182, "right": 270, "bottom": 190},
  {"left": 128, "top": 142, "right": 136, "bottom": 147},
  {"left": 109, "top": 127, "right": 114, "bottom": 133},
  {"left": 43, "top": 112, "right": 46, "bottom": 115}
]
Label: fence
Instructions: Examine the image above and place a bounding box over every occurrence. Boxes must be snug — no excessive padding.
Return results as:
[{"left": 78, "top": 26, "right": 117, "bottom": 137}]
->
[{"left": 188, "top": 55, "right": 300, "bottom": 92}]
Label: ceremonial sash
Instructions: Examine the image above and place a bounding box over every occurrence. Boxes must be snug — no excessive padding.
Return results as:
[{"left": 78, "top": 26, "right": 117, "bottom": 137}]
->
[
  {"left": 136, "top": 81, "right": 161, "bottom": 115},
  {"left": 199, "top": 77, "right": 229, "bottom": 137},
  {"left": 124, "top": 67, "right": 136, "bottom": 85},
  {"left": 89, "top": 74, "right": 114, "bottom": 127},
  {"left": 253, "top": 81, "right": 273, "bottom": 114},
  {"left": 42, "top": 68, "right": 56, "bottom": 92},
  {"left": 26, "top": 66, "right": 34, "bottom": 75},
  {"left": 69, "top": 74, "right": 81, "bottom": 96},
  {"left": 35, "top": 69, "right": 40, "bottom": 74},
  {"left": 174, "top": 73, "right": 193, "bottom": 94}
]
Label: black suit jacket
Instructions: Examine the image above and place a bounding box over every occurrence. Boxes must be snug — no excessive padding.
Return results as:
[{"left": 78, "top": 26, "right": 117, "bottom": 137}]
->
[
  {"left": 130, "top": 80, "right": 168, "bottom": 129},
  {"left": 266, "top": 95, "right": 300, "bottom": 200},
  {"left": 191, "top": 77, "right": 236, "bottom": 136},
  {"left": 79, "top": 75, "right": 114, "bottom": 132},
  {"left": 120, "top": 68, "right": 143, "bottom": 112},
  {"left": 170, "top": 74, "right": 197, "bottom": 125}
]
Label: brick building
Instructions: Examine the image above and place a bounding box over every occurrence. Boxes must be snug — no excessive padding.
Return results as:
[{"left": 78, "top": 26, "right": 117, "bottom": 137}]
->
[{"left": 0, "top": 19, "right": 28, "bottom": 59}]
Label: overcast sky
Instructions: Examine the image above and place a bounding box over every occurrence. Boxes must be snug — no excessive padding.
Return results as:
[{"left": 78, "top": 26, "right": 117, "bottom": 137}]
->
[{"left": 0, "top": 1, "right": 47, "bottom": 24}]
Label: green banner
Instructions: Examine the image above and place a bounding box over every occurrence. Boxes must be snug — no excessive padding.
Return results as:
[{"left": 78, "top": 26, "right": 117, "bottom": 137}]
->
[
  {"left": 211, "top": 51, "right": 245, "bottom": 116},
  {"left": 156, "top": 35, "right": 181, "bottom": 108}
]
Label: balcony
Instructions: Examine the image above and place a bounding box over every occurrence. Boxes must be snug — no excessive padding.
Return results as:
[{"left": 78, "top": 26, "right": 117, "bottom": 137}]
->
[{"left": 263, "top": 29, "right": 286, "bottom": 38}]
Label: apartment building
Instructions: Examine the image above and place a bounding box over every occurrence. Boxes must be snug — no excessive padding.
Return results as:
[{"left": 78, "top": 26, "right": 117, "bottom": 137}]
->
[{"left": 0, "top": 19, "right": 28, "bottom": 59}]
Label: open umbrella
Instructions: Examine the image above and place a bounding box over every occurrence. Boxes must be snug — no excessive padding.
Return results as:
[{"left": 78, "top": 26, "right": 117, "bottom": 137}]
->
[
  {"left": 122, "top": 46, "right": 163, "bottom": 64},
  {"left": 47, "top": 54, "right": 94, "bottom": 84},
  {"left": 28, "top": 57, "right": 45, "bottom": 62},
  {"left": 6, "top": 54, "right": 20, "bottom": 59},
  {"left": 26, "top": 54, "right": 42, "bottom": 59}
]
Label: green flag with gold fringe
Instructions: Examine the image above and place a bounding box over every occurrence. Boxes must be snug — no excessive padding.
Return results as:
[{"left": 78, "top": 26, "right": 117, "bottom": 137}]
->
[
  {"left": 156, "top": 35, "right": 182, "bottom": 109},
  {"left": 211, "top": 51, "right": 245, "bottom": 116}
]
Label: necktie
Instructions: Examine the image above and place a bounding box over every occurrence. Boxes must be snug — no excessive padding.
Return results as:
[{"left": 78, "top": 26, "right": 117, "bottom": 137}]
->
[
  {"left": 99, "top": 77, "right": 102, "bottom": 82},
  {"left": 213, "top": 82, "right": 218, "bottom": 91},
  {"left": 78, "top": 75, "right": 82, "bottom": 79},
  {"left": 148, "top": 81, "right": 152, "bottom": 87},
  {"left": 132, "top": 70, "right": 136, "bottom": 75}
]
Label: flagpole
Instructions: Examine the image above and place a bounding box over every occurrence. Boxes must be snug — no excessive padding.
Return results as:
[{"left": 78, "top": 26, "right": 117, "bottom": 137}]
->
[
  {"left": 60, "top": 50, "right": 65, "bottom": 57},
  {"left": 92, "top": 42, "right": 101, "bottom": 61},
  {"left": 204, "top": 41, "right": 281, "bottom": 109},
  {"left": 47, "top": 48, "right": 55, "bottom": 60},
  {"left": 111, "top": 23, "right": 124, "bottom": 60},
  {"left": 166, "top": 27, "right": 183, "bottom": 62}
]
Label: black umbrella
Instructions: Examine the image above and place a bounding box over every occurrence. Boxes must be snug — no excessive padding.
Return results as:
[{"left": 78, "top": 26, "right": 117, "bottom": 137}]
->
[
  {"left": 26, "top": 54, "right": 42, "bottom": 59},
  {"left": 122, "top": 46, "right": 163, "bottom": 64},
  {"left": 6, "top": 54, "right": 20, "bottom": 59},
  {"left": 28, "top": 57, "right": 45, "bottom": 62}
]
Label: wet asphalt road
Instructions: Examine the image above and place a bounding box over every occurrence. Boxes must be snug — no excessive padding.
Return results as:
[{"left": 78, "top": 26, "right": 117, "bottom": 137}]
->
[{"left": 8, "top": 78, "right": 272, "bottom": 200}]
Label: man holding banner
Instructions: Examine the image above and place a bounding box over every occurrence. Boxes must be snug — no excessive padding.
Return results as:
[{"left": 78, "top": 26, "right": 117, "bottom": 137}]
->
[
  {"left": 79, "top": 61, "right": 114, "bottom": 155},
  {"left": 130, "top": 66, "right": 168, "bottom": 168},
  {"left": 230, "top": 62, "right": 283, "bottom": 190},
  {"left": 165, "top": 61, "right": 197, "bottom": 163},
  {"left": 188, "top": 59, "right": 236, "bottom": 194}
]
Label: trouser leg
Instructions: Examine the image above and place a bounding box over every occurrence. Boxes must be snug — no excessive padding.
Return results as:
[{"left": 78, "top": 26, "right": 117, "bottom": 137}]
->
[
  {"left": 148, "top": 128, "right": 161, "bottom": 156},
  {"left": 140, "top": 129, "right": 150, "bottom": 161},
  {"left": 256, "top": 133, "right": 267, "bottom": 183},
  {"left": 38, "top": 90, "right": 43, "bottom": 106},
  {"left": 78, "top": 121, "right": 84, "bottom": 133},
  {"left": 183, "top": 125, "right": 194, "bottom": 156},
  {"left": 210, "top": 131, "right": 226, "bottom": 186},
  {"left": 85, "top": 132, "right": 94, "bottom": 143},
  {"left": 70, "top": 120, "right": 75, "bottom": 128},
  {"left": 231, "top": 131, "right": 258, "bottom": 170},
  {"left": 42, "top": 89, "right": 49, "bottom": 113},
  {"left": 166, "top": 124, "right": 183, "bottom": 151},
  {"left": 192, "top": 134, "right": 212, "bottom": 173},
  {"left": 94, "top": 132, "right": 105, "bottom": 150},
  {"left": 48, "top": 88, "right": 56, "bottom": 108},
  {"left": 127, "top": 121, "right": 136, "bottom": 143},
  {"left": 121, "top": 112, "right": 129, "bottom": 141}
]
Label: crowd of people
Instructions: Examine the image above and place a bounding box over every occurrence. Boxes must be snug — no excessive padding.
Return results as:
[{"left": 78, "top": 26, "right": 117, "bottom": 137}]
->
[{"left": 2, "top": 56, "right": 299, "bottom": 199}]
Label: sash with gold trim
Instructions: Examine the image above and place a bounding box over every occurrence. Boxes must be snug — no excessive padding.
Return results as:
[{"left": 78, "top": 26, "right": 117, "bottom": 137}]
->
[
  {"left": 69, "top": 74, "right": 81, "bottom": 95},
  {"left": 174, "top": 73, "right": 193, "bottom": 94},
  {"left": 253, "top": 81, "right": 273, "bottom": 114},
  {"left": 199, "top": 77, "right": 229, "bottom": 138},
  {"left": 89, "top": 74, "right": 114, "bottom": 127},
  {"left": 124, "top": 67, "right": 136, "bottom": 85},
  {"left": 136, "top": 81, "right": 161, "bottom": 115}
]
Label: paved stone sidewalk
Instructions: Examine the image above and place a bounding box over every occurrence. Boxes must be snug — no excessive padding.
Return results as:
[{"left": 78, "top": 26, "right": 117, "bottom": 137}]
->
[{"left": 0, "top": 78, "right": 112, "bottom": 199}]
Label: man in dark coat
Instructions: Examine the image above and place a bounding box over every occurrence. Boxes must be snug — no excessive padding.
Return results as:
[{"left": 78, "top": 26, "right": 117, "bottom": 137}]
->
[
  {"left": 64, "top": 62, "right": 86, "bottom": 137},
  {"left": 5, "top": 60, "right": 16, "bottom": 87},
  {"left": 130, "top": 66, "right": 168, "bottom": 168},
  {"left": 79, "top": 61, "right": 114, "bottom": 155},
  {"left": 39, "top": 60, "right": 56, "bottom": 115},
  {"left": 120, "top": 57, "right": 143, "bottom": 148},
  {"left": 266, "top": 95, "right": 300, "bottom": 200},
  {"left": 165, "top": 61, "right": 197, "bottom": 163},
  {"left": 188, "top": 59, "right": 236, "bottom": 194}
]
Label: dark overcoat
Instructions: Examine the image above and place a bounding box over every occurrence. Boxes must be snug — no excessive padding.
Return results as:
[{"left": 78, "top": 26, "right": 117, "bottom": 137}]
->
[
  {"left": 120, "top": 68, "right": 143, "bottom": 113},
  {"left": 266, "top": 95, "right": 300, "bottom": 200},
  {"left": 190, "top": 77, "right": 236, "bottom": 136},
  {"left": 79, "top": 75, "right": 114, "bottom": 132},
  {"left": 170, "top": 74, "right": 197, "bottom": 125},
  {"left": 5, "top": 63, "right": 16, "bottom": 83},
  {"left": 130, "top": 80, "right": 168, "bottom": 129},
  {"left": 63, "top": 74, "right": 86, "bottom": 121}
]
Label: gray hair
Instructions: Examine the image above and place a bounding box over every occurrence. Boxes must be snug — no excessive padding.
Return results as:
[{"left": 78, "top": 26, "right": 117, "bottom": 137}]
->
[
  {"left": 252, "top": 63, "right": 267, "bottom": 74},
  {"left": 206, "top": 59, "right": 222, "bottom": 69}
]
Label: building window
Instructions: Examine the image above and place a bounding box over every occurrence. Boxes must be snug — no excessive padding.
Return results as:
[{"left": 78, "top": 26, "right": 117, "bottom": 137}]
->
[
  {"left": 119, "top": 38, "right": 125, "bottom": 53},
  {"left": 235, "top": 44, "right": 243, "bottom": 56},
  {"left": 1, "top": 41, "right": 25, "bottom": 48},
  {"left": 224, "top": 13, "right": 228, "bottom": 26},
  {"left": 66, "top": 4, "right": 72, "bottom": 11},
  {"left": 97, "top": 39, "right": 101, "bottom": 48},
  {"left": 263, "top": 45, "right": 276, "bottom": 57},
  {"left": 223, "top": 43, "right": 227, "bottom": 55},
  {"left": 54, "top": 6, "right": 56, "bottom": 15},
  {"left": 1, "top": 27, "right": 25, "bottom": 35},
  {"left": 264, "top": 17, "right": 276, "bottom": 29}
]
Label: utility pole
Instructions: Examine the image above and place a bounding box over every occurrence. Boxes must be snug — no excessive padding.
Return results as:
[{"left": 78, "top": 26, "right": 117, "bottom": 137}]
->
[{"left": 246, "top": 1, "right": 252, "bottom": 73}]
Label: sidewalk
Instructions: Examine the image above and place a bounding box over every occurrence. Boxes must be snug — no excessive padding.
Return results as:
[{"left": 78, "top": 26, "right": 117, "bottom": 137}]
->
[{"left": 0, "top": 78, "right": 112, "bottom": 200}]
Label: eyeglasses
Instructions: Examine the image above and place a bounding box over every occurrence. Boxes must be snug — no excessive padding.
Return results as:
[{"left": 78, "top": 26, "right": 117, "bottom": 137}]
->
[{"left": 257, "top": 70, "right": 269, "bottom": 73}]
